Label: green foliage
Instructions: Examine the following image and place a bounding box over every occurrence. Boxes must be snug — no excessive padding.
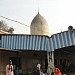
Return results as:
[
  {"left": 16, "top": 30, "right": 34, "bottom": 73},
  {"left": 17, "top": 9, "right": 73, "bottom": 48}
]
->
[{"left": 0, "top": 20, "right": 14, "bottom": 33}]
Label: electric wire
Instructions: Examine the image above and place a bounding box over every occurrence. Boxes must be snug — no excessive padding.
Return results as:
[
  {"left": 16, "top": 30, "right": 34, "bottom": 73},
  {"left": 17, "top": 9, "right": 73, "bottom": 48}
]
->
[
  {"left": 0, "top": 15, "right": 51, "bottom": 35},
  {"left": 0, "top": 16, "right": 29, "bottom": 27}
]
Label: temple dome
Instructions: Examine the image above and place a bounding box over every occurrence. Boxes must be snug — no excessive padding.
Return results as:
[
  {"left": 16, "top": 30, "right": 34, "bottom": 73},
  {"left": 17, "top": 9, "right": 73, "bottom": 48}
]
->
[{"left": 30, "top": 12, "right": 49, "bottom": 36}]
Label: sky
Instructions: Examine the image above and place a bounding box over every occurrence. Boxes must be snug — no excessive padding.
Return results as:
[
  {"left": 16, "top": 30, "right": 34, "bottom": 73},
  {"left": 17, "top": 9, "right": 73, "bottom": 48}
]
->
[{"left": 0, "top": 0, "right": 75, "bottom": 35}]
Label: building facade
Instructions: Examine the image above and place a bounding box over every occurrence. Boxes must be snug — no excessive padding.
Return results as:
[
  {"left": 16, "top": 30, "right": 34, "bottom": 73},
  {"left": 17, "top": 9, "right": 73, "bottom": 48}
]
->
[{"left": 0, "top": 29, "right": 75, "bottom": 75}]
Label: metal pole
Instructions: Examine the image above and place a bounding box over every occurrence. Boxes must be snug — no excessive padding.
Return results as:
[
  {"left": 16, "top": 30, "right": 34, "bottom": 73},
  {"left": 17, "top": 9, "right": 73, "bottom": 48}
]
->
[
  {"left": 52, "top": 51, "right": 54, "bottom": 64},
  {"left": 47, "top": 51, "right": 49, "bottom": 64}
]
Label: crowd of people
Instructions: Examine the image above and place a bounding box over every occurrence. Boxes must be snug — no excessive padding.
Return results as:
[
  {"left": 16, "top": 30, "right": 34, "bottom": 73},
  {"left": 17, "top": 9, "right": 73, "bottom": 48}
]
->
[
  {"left": 34, "top": 62, "right": 62, "bottom": 75},
  {"left": 5, "top": 60, "right": 62, "bottom": 75},
  {"left": 47, "top": 62, "right": 62, "bottom": 75}
]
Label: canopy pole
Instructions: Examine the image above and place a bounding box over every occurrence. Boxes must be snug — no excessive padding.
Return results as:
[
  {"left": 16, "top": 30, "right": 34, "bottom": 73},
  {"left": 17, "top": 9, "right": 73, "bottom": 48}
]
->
[
  {"left": 47, "top": 51, "right": 54, "bottom": 64},
  {"left": 47, "top": 51, "right": 54, "bottom": 75}
]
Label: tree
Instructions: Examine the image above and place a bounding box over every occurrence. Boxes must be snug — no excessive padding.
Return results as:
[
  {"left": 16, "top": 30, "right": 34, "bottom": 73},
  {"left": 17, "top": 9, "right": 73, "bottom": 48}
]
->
[
  {"left": 7, "top": 27, "right": 14, "bottom": 34},
  {"left": 0, "top": 20, "right": 14, "bottom": 33}
]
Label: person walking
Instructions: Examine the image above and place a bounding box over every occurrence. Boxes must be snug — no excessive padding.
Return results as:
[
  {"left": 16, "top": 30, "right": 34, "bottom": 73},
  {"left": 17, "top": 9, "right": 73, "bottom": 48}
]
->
[
  {"left": 47, "top": 62, "right": 55, "bottom": 75},
  {"left": 36, "top": 63, "right": 44, "bottom": 75},
  {"left": 6, "top": 60, "right": 14, "bottom": 75}
]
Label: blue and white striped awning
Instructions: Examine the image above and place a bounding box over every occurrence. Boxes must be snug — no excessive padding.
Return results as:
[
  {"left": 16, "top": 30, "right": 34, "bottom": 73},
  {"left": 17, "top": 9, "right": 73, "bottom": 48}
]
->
[
  {"left": 1, "top": 35, "right": 49, "bottom": 51},
  {"left": 50, "top": 29, "right": 75, "bottom": 50},
  {"left": 0, "top": 29, "right": 75, "bottom": 51}
]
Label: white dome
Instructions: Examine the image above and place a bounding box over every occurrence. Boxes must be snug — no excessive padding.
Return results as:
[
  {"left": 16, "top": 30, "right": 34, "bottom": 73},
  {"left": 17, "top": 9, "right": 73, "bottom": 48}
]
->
[{"left": 30, "top": 12, "right": 49, "bottom": 36}]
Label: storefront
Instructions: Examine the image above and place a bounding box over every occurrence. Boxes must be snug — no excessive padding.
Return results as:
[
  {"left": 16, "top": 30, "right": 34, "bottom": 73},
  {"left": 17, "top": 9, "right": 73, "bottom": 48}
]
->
[{"left": 0, "top": 29, "right": 75, "bottom": 75}]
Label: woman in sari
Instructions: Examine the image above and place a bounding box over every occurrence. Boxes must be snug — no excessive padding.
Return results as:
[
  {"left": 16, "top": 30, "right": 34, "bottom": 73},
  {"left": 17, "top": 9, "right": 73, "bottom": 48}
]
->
[{"left": 6, "top": 60, "right": 14, "bottom": 75}]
